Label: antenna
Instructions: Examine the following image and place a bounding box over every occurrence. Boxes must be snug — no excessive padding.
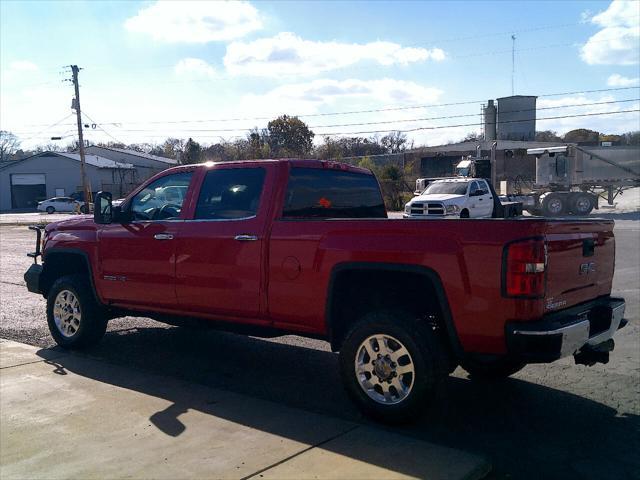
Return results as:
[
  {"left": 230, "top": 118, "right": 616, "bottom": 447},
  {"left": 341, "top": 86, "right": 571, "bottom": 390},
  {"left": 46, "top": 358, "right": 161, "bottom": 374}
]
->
[{"left": 511, "top": 34, "right": 516, "bottom": 95}]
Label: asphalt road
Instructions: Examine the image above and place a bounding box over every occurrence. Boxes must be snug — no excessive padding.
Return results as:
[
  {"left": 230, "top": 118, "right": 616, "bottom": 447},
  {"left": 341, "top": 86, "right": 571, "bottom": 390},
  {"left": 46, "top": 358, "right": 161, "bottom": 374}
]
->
[{"left": 1, "top": 212, "right": 638, "bottom": 480}]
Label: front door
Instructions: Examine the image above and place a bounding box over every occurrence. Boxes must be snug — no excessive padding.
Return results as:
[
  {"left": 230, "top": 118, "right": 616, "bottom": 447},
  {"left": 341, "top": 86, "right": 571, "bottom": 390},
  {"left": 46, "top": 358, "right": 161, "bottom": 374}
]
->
[
  {"left": 468, "top": 181, "right": 493, "bottom": 218},
  {"left": 97, "top": 171, "right": 194, "bottom": 308},
  {"left": 175, "top": 165, "right": 270, "bottom": 321}
]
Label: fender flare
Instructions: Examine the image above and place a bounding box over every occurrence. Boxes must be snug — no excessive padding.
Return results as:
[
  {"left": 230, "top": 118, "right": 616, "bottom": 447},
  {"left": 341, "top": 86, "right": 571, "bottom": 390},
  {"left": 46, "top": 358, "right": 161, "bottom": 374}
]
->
[
  {"left": 325, "top": 262, "right": 464, "bottom": 358},
  {"left": 41, "top": 248, "right": 103, "bottom": 306}
]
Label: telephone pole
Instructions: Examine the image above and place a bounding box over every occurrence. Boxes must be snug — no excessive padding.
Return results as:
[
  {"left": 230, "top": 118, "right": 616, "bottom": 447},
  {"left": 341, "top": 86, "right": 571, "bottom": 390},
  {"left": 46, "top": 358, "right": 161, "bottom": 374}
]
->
[{"left": 70, "top": 65, "right": 92, "bottom": 210}]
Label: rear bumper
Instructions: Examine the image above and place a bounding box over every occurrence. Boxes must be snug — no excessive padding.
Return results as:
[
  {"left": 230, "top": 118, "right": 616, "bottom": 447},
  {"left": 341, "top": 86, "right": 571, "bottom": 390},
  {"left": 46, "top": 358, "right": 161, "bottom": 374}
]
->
[
  {"left": 506, "top": 296, "right": 626, "bottom": 363},
  {"left": 24, "top": 264, "right": 43, "bottom": 294}
]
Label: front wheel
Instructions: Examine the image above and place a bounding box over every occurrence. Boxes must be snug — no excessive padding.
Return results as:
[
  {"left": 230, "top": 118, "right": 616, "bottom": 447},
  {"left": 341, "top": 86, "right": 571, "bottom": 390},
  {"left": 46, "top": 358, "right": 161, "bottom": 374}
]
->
[
  {"left": 339, "top": 310, "right": 448, "bottom": 423},
  {"left": 47, "top": 274, "right": 107, "bottom": 349}
]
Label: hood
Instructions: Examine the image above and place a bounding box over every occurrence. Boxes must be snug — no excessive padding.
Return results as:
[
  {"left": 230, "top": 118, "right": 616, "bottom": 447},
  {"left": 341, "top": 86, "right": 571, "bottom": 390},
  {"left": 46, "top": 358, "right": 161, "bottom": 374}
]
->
[
  {"left": 412, "top": 193, "right": 466, "bottom": 203},
  {"left": 44, "top": 215, "right": 94, "bottom": 232}
]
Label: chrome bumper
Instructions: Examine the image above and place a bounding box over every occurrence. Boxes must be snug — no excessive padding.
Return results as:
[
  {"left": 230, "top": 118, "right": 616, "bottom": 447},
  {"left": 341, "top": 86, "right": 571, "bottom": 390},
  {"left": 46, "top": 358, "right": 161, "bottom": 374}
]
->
[{"left": 506, "top": 297, "right": 626, "bottom": 362}]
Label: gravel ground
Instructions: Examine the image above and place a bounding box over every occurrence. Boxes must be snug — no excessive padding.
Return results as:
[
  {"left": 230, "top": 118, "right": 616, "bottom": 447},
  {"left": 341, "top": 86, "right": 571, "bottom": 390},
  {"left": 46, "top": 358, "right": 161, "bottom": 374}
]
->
[{"left": 1, "top": 213, "right": 638, "bottom": 480}]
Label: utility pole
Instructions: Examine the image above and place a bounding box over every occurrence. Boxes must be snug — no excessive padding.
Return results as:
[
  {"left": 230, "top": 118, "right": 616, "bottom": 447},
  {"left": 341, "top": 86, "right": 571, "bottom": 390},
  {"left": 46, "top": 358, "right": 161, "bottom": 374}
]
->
[
  {"left": 511, "top": 34, "right": 516, "bottom": 96},
  {"left": 70, "top": 65, "right": 92, "bottom": 210}
]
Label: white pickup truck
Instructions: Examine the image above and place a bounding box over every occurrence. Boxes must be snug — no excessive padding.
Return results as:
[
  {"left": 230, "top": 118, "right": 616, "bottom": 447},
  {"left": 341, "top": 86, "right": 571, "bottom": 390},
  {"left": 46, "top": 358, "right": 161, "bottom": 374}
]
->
[{"left": 404, "top": 178, "right": 494, "bottom": 219}]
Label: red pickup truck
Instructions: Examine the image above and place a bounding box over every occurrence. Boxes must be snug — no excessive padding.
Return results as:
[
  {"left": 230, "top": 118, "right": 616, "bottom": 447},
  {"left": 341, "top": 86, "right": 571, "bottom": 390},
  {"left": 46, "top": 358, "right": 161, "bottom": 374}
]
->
[{"left": 25, "top": 159, "right": 626, "bottom": 421}]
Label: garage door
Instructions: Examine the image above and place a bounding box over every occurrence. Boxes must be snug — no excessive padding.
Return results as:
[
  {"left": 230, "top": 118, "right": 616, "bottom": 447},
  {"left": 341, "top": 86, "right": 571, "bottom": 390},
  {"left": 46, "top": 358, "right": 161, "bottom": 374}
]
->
[{"left": 11, "top": 174, "right": 46, "bottom": 209}]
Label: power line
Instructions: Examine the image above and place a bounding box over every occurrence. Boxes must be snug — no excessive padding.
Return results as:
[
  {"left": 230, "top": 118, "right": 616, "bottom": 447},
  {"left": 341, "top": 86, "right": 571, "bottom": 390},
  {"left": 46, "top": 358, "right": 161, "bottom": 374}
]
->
[
  {"left": 17, "top": 85, "right": 637, "bottom": 130},
  {"left": 63, "top": 109, "right": 639, "bottom": 140},
  {"left": 18, "top": 114, "right": 75, "bottom": 142},
  {"left": 100, "top": 98, "right": 638, "bottom": 133},
  {"left": 315, "top": 109, "right": 640, "bottom": 136}
]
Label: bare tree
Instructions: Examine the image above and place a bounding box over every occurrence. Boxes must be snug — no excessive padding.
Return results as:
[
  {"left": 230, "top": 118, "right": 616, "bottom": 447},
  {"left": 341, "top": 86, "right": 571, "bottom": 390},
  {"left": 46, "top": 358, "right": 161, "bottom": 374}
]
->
[{"left": 0, "top": 131, "right": 20, "bottom": 162}]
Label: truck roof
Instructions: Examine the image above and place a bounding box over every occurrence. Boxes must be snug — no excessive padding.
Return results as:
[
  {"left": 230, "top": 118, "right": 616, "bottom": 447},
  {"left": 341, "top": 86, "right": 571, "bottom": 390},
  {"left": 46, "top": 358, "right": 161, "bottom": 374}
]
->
[{"left": 166, "top": 158, "right": 372, "bottom": 175}]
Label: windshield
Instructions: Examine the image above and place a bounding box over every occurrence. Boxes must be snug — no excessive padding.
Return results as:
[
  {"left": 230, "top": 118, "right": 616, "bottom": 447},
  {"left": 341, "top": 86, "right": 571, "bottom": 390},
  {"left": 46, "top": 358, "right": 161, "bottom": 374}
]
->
[{"left": 423, "top": 181, "right": 469, "bottom": 195}]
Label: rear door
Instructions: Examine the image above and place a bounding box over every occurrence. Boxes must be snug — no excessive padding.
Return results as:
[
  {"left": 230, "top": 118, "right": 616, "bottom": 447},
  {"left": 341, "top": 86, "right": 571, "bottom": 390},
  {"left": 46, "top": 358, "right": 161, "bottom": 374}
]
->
[
  {"left": 175, "top": 165, "right": 273, "bottom": 321},
  {"left": 544, "top": 220, "right": 615, "bottom": 311}
]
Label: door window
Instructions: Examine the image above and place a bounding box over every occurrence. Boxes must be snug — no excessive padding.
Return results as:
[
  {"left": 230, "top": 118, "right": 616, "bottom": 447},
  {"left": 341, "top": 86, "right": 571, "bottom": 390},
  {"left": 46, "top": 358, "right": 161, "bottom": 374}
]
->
[
  {"left": 130, "top": 172, "right": 193, "bottom": 221},
  {"left": 194, "top": 168, "right": 265, "bottom": 220},
  {"left": 468, "top": 181, "right": 479, "bottom": 196}
]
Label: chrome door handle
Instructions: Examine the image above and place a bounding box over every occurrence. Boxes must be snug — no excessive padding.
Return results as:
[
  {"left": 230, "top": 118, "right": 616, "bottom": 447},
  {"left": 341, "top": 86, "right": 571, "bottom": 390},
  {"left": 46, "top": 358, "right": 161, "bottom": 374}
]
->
[
  {"left": 234, "top": 234, "right": 258, "bottom": 241},
  {"left": 154, "top": 233, "right": 174, "bottom": 240}
]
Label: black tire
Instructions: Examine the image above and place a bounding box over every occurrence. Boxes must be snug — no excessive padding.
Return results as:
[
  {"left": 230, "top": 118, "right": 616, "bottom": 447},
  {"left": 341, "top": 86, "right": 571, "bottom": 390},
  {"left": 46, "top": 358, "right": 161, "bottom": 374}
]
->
[
  {"left": 461, "top": 356, "right": 526, "bottom": 380},
  {"left": 46, "top": 274, "right": 107, "bottom": 349},
  {"left": 541, "top": 193, "right": 565, "bottom": 217},
  {"left": 46, "top": 206, "right": 55, "bottom": 214},
  {"left": 79, "top": 204, "right": 89, "bottom": 214},
  {"left": 339, "top": 310, "right": 448, "bottom": 423},
  {"left": 460, "top": 209, "right": 470, "bottom": 219},
  {"left": 570, "top": 193, "right": 594, "bottom": 216}
]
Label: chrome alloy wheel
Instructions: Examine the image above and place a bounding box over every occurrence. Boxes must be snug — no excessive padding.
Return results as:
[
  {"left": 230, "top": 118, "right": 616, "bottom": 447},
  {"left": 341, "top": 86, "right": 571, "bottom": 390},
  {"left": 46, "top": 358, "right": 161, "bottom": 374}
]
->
[
  {"left": 575, "top": 196, "right": 591, "bottom": 214},
  {"left": 355, "top": 334, "right": 415, "bottom": 405},
  {"left": 53, "top": 289, "right": 82, "bottom": 337},
  {"left": 547, "top": 198, "right": 563, "bottom": 214}
]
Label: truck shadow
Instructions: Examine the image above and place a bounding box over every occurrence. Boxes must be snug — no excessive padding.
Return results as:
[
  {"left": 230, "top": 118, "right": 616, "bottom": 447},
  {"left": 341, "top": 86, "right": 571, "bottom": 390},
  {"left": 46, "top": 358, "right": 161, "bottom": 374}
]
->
[{"left": 37, "top": 325, "right": 639, "bottom": 480}]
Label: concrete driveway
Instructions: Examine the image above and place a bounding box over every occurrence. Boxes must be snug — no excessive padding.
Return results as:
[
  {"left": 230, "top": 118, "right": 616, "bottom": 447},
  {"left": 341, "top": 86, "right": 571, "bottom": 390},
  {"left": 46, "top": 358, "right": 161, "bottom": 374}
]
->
[{"left": 0, "top": 340, "right": 489, "bottom": 480}]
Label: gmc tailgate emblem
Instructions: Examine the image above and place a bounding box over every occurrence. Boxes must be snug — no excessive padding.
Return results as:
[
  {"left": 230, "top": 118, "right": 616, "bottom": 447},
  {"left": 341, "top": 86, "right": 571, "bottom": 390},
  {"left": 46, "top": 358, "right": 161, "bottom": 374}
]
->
[{"left": 579, "top": 262, "right": 596, "bottom": 275}]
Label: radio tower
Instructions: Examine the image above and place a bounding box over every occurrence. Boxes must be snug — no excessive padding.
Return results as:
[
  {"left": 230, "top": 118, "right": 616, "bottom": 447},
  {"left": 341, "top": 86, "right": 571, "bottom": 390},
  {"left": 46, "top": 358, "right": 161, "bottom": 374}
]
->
[{"left": 511, "top": 34, "right": 516, "bottom": 95}]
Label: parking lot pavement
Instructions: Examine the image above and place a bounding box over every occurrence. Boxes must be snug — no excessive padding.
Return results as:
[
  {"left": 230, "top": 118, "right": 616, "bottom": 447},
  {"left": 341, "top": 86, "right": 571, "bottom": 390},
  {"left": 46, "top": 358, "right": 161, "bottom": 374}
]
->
[
  {"left": 0, "top": 212, "right": 81, "bottom": 225},
  {"left": 0, "top": 340, "right": 489, "bottom": 480},
  {"left": 0, "top": 213, "right": 638, "bottom": 479}
]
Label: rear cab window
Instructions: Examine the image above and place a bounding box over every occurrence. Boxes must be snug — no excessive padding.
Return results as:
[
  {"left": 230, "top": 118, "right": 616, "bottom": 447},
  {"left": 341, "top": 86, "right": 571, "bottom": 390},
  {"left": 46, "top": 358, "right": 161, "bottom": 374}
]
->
[{"left": 282, "top": 167, "right": 387, "bottom": 219}]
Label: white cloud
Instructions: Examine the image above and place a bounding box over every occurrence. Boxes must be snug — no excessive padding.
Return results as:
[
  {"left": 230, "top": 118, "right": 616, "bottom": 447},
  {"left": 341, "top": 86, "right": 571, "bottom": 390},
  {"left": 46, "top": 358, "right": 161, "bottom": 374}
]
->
[
  {"left": 580, "top": 0, "right": 640, "bottom": 65},
  {"left": 8, "top": 60, "right": 38, "bottom": 72},
  {"left": 124, "top": 1, "right": 262, "bottom": 43},
  {"left": 239, "top": 78, "right": 443, "bottom": 117},
  {"left": 175, "top": 58, "right": 216, "bottom": 79},
  {"left": 607, "top": 73, "right": 640, "bottom": 86},
  {"left": 537, "top": 95, "right": 640, "bottom": 135},
  {"left": 224, "top": 32, "right": 445, "bottom": 77}
]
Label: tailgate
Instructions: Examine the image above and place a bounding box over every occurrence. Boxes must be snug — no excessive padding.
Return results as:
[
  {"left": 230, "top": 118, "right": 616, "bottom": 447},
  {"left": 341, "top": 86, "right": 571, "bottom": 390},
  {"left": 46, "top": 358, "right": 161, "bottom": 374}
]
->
[{"left": 544, "top": 220, "right": 615, "bottom": 312}]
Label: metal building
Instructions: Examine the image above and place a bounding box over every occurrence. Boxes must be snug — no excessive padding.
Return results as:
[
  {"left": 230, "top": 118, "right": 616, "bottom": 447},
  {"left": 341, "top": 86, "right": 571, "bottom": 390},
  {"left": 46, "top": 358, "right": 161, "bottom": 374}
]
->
[{"left": 496, "top": 95, "right": 537, "bottom": 141}]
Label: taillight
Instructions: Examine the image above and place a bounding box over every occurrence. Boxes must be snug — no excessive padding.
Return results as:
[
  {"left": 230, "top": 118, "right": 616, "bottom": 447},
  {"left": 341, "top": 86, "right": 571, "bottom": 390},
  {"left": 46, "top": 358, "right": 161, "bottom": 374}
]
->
[{"left": 503, "top": 238, "right": 547, "bottom": 298}]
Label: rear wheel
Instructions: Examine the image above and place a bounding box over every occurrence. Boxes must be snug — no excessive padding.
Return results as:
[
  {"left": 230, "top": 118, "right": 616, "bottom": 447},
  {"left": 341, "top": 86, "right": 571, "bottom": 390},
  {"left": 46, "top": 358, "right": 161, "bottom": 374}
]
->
[
  {"left": 47, "top": 274, "right": 107, "bottom": 349},
  {"left": 339, "top": 310, "right": 448, "bottom": 423},
  {"left": 46, "top": 206, "right": 55, "bottom": 214},
  {"left": 541, "top": 193, "right": 565, "bottom": 216},
  {"left": 570, "top": 193, "right": 594, "bottom": 216},
  {"left": 79, "top": 204, "right": 89, "bottom": 214},
  {"left": 461, "top": 356, "right": 526, "bottom": 380}
]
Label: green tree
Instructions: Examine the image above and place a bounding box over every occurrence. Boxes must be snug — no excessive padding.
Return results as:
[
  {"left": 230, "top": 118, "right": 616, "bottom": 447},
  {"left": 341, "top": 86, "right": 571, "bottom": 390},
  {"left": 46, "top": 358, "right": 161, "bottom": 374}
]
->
[
  {"left": 535, "top": 130, "right": 562, "bottom": 142},
  {"left": 563, "top": 129, "right": 599, "bottom": 144},
  {"left": 162, "top": 137, "right": 185, "bottom": 160},
  {"left": 267, "top": 115, "right": 314, "bottom": 157},
  {"left": 182, "top": 137, "right": 202, "bottom": 164},
  {"left": 622, "top": 131, "right": 640, "bottom": 145}
]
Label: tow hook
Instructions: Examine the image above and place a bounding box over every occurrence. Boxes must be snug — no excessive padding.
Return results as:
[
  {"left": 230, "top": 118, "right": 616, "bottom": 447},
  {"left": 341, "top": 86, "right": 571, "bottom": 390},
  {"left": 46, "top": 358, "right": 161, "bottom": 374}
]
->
[{"left": 574, "top": 339, "right": 615, "bottom": 366}]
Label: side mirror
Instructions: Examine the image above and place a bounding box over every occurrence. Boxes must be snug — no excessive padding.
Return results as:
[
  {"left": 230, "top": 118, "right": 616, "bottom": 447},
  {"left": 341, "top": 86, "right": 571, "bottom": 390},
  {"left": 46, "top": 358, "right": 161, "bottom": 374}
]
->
[{"left": 94, "top": 191, "right": 113, "bottom": 224}]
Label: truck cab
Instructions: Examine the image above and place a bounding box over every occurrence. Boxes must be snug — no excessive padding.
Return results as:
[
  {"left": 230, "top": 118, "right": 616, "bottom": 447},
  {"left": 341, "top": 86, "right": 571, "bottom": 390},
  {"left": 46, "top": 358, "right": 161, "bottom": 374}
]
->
[{"left": 404, "top": 178, "right": 494, "bottom": 218}]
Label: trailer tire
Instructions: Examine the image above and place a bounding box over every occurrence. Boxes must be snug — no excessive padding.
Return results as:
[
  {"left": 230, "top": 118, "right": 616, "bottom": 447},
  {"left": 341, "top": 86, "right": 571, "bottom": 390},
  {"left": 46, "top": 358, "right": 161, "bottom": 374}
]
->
[
  {"left": 570, "top": 193, "right": 594, "bottom": 216},
  {"left": 541, "top": 193, "right": 565, "bottom": 217}
]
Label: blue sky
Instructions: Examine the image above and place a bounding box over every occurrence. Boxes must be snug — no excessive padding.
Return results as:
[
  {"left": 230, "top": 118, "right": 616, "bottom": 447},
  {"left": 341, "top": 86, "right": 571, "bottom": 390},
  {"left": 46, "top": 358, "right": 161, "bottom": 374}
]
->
[{"left": 1, "top": 0, "right": 639, "bottom": 149}]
